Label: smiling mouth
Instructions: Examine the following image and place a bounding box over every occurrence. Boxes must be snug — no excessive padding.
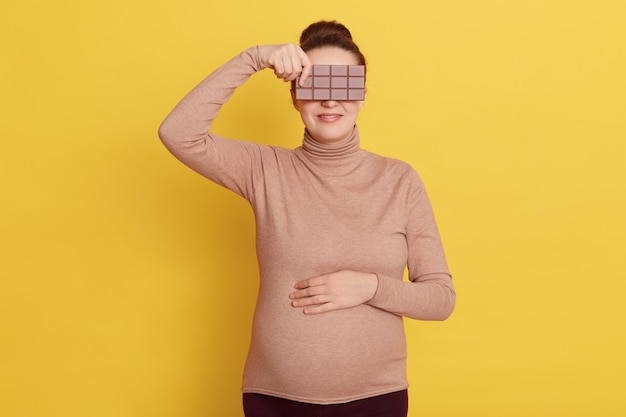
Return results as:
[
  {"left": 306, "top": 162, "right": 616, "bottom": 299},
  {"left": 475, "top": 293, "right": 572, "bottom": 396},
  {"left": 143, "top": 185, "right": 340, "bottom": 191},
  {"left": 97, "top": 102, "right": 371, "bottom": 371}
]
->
[{"left": 318, "top": 114, "right": 342, "bottom": 122}]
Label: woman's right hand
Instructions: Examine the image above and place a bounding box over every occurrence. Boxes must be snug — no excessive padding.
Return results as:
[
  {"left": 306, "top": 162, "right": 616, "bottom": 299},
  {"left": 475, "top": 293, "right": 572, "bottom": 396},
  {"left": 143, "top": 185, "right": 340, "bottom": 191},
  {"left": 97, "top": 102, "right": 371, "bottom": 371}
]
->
[{"left": 258, "top": 44, "right": 312, "bottom": 86}]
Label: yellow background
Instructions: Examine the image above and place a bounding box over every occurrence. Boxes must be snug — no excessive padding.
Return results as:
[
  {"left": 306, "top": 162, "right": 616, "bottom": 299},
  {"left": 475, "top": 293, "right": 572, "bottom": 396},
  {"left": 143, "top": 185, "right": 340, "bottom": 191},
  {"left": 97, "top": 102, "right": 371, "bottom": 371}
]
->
[{"left": 1, "top": 0, "right": 625, "bottom": 416}]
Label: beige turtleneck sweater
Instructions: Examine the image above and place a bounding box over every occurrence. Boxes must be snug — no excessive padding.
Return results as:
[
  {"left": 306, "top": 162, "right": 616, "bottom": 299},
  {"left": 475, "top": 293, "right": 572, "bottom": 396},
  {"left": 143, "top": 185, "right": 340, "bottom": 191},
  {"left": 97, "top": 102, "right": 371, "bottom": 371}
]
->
[{"left": 159, "top": 47, "right": 455, "bottom": 404}]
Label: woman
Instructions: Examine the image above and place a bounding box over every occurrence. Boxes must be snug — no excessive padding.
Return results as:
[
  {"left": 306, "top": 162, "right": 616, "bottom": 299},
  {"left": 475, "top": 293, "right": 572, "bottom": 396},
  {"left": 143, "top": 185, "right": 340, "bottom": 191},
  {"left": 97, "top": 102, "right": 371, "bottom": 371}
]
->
[{"left": 159, "top": 20, "right": 455, "bottom": 417}]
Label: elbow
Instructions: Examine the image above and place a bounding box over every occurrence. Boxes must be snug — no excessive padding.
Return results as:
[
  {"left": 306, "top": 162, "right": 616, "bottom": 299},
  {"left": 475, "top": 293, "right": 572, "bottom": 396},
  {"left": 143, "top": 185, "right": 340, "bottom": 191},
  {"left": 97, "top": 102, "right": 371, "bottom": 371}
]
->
[
  {"left": 435, "top": 305, "right": 455, "bottom": 321},
  {"left": 432, "top": 287, "right": 456, "bottom": 321},
  {"left": 158, "top": 118, "right": 176, "bottom": 148},
  {"left": 158, "top": 117, "right": 191, "bottom": 157},
  {"left": 158, "top": 116, "right": 208, "bottom": 156}
]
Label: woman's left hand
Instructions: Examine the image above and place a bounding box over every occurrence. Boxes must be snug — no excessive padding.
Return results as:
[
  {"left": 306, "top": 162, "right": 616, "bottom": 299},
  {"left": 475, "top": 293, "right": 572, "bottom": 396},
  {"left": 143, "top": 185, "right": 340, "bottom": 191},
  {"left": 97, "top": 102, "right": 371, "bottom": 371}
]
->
[{"left": 289, "top": 271, "right": 378, "bottom": 315}]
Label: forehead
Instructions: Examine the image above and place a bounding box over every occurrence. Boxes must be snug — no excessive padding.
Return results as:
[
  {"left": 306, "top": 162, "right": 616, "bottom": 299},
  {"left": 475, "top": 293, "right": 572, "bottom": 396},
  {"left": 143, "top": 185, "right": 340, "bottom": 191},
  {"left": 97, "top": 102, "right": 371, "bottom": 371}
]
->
[{"left": 306, "top": 47, "right": 359, "bottom": 65}]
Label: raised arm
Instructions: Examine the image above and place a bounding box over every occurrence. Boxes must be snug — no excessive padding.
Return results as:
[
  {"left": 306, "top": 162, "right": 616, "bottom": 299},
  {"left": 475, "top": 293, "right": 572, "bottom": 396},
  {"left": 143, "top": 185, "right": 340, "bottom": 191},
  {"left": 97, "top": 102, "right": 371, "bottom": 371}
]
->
[
  {"left": 157, "top": 44, "right": 311, "bottom": 195},
  {"left": 158, "top": 44, "right": 311, "bottom": 154}
]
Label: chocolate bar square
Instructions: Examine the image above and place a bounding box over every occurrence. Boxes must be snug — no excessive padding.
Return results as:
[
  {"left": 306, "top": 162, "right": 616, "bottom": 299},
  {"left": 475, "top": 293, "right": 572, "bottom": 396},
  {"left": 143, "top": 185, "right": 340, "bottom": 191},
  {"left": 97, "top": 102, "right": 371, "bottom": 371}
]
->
[{"left": 295, "top": 65, "right": 365, "bottom": 101}]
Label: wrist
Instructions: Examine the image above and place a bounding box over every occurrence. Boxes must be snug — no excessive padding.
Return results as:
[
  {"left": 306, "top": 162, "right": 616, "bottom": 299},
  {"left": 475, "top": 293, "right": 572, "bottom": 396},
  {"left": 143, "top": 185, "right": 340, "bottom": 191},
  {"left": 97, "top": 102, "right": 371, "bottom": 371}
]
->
[{"left": 366, "top": 273, "right": 379, "bottom": 302}]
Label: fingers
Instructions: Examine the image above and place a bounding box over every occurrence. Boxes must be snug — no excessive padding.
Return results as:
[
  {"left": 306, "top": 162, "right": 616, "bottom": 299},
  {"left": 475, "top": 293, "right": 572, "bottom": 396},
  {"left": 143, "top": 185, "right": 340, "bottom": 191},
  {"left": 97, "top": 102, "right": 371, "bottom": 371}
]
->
[
  {"left": 260, "top": 43, "right": 312, "bottom": 83},
  {"left": 290, "top": 291, "right": 336, "bottom": 315},
  {"left": 298, "top": 63, "right": 312, "bottom": 87},
  {"left": 290, "top": 289, "right": 324, "bottom": 301},
  {"left": 290, "top": 274, "right": 339, "bottom": 314},
  {"left": 300, "top": 303, "right": 336, "bottom": 315},
  {"left": 295, "top": 48, "right": 312, "bottom": 86},
  {"left": 273, "top": 51, "right": 302, "bottom": 82},
  {"left": 290, "top": 276, "right": 329, "bottom": 313},
  {"left": 291, "top": 294, "right": 330, "bottom": 308},
  {"left": 290, "top": 279, "right": 325, "bottom": 300},
  {"left": 289, "top": 271, "right": 378, "bottom": 315},
  {"left": 293, "top": 276, "right": 324, "bottom": 290}
]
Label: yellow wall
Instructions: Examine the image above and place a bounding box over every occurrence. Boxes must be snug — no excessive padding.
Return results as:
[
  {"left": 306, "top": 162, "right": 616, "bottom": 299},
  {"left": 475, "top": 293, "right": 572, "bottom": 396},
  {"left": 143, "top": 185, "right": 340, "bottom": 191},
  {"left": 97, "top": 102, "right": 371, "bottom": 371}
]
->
[{"left": 1, "top": 1, "right": 624, "bottom": 416}]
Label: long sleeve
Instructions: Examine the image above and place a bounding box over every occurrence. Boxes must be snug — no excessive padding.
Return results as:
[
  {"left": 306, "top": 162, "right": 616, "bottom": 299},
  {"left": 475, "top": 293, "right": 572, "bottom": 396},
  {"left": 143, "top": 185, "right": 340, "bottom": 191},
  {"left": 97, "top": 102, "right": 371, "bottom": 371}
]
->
[
  {"left": 369, "top": 273, "right": 455, "bottom": 320},
  {"left": 158, "top": 47, "right": 266, "bottom": 198},
  {"left": 367, "top": 169, "right": 456, "bottom": 320}
]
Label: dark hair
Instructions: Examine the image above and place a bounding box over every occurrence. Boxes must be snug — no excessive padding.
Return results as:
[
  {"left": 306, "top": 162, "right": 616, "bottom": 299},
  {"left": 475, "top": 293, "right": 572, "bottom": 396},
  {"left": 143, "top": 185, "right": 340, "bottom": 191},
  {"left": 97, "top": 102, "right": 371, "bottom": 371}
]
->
[
  {"left": 300, "top": 20, "right": 367, "bottom": 67},
  {"left": 291, "top": 20, "right": 367, "bottom": 92}
]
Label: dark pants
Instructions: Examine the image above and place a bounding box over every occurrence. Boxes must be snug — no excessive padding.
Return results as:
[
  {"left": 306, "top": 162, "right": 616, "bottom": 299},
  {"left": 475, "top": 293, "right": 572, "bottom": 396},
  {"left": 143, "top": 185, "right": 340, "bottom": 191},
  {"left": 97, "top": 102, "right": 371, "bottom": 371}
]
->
[{"left": 243, "top": 390, "right": 408, "bottom": 417}]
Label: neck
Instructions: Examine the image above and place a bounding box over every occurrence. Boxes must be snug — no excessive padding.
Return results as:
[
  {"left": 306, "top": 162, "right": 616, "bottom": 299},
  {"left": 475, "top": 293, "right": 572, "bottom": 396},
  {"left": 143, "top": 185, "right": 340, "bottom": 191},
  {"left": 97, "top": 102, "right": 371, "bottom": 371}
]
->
[
  {"left": 302, "top": 126, "right": 360, "bottom": 159},
  {"left": 297, "top": 126, "right": 363, "bottom": 177}
]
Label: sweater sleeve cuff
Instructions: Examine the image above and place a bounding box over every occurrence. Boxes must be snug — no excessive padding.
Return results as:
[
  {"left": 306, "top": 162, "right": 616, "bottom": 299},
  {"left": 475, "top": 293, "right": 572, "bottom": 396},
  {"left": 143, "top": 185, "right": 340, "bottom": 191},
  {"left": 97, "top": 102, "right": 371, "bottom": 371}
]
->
[
  {"left": 244, "top": 46, "right": 264, "bottom": 73},
  {"left": 367, "top": 273, "right": 400, "bottom": 314}
]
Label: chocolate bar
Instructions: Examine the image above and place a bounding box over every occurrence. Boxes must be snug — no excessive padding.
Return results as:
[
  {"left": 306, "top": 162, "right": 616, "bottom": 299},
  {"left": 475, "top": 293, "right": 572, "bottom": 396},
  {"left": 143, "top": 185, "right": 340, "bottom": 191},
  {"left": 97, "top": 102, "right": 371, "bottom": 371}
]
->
[{"left": 295, "top": 65, "right": 365, "bottom": 101}]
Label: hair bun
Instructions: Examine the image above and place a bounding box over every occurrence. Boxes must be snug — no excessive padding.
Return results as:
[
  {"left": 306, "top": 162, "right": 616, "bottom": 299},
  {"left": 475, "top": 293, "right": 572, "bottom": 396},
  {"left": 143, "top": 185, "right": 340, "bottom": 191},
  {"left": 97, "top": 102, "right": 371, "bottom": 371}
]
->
[{"left": 300, "top": 20, "right": 353, "bottom": 46}]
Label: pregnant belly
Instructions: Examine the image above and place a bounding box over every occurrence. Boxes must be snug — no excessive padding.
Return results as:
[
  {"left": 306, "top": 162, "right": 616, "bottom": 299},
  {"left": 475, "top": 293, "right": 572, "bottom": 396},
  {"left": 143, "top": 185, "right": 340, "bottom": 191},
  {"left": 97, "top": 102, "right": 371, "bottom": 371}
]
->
[{"left": 242, "top": 300, "right": 407, "bottom": 401}]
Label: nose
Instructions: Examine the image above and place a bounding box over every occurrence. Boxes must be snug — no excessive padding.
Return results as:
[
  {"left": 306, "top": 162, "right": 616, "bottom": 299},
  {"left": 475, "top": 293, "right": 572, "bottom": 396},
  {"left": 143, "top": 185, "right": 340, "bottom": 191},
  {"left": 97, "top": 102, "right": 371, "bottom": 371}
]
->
[{"left": 320, "top": 99, "right": 339, "bottom": 107}]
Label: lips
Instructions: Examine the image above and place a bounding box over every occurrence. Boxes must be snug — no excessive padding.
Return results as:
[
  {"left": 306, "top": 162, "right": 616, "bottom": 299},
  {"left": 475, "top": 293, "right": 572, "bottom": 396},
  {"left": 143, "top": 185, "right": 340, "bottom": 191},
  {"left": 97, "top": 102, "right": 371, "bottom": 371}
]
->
[{"left": 317, "top": 113, "right": 342, "bottom": 122}]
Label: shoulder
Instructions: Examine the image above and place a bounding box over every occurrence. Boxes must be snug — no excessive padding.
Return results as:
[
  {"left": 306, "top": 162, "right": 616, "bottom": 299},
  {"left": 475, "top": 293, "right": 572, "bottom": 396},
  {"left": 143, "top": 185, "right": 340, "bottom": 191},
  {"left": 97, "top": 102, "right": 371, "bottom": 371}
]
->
[{"left": 362, "top": 150, "right": 423, "bottom": 183}]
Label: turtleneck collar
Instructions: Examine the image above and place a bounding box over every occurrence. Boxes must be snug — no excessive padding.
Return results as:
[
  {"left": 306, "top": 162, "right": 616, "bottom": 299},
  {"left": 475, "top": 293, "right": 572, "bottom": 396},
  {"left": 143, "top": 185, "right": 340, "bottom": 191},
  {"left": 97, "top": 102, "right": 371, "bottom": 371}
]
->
[
  {"left": 301, "top": 126, "right": 360, "bottom": 159},
  {"left": 297, "top": 126, "right": 363, "bottom": 176}
]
